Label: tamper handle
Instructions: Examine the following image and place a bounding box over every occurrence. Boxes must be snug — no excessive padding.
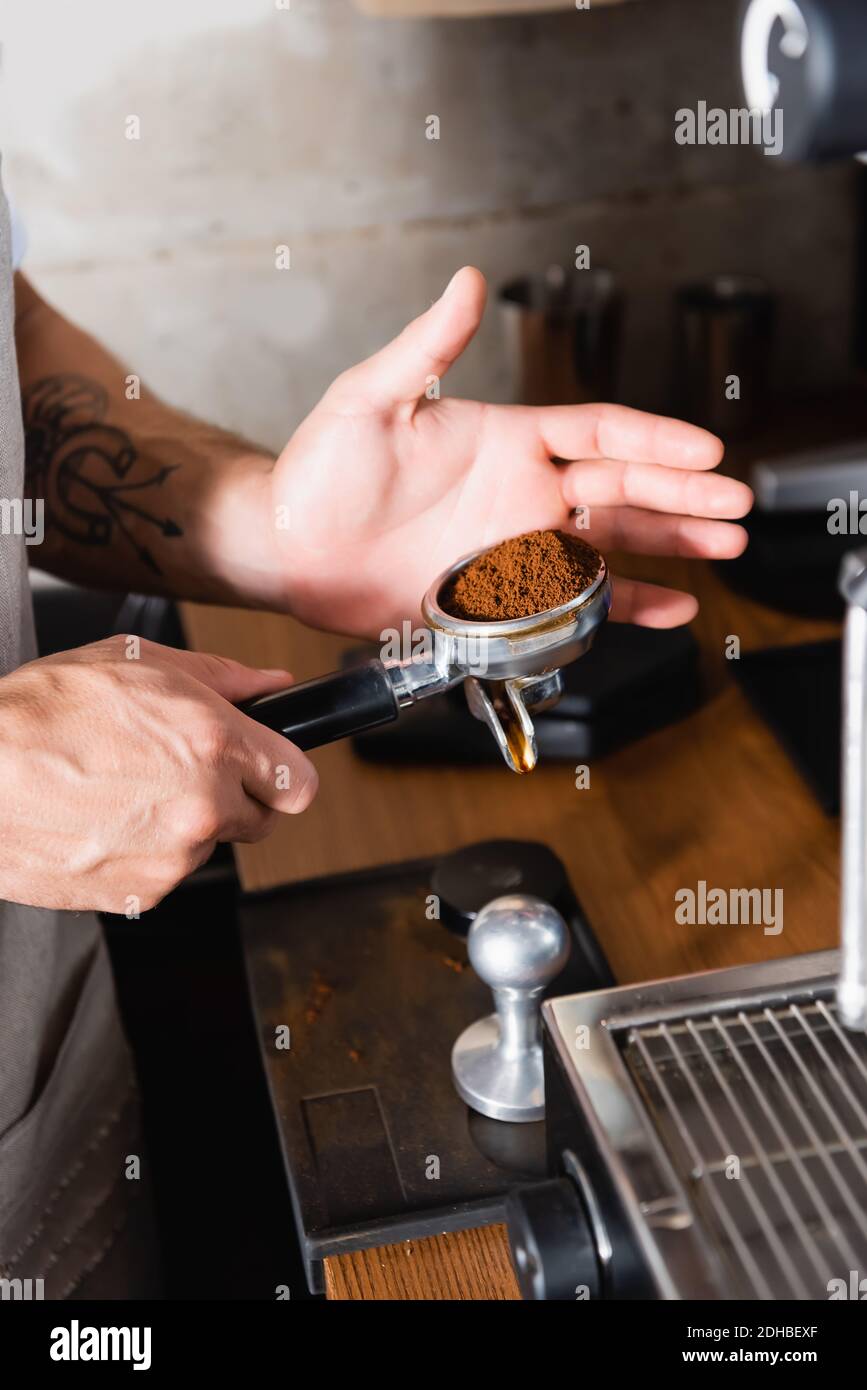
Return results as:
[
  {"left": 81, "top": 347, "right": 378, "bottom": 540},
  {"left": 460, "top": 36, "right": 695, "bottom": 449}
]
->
[
  {"left": 467, "top": 893, "right": 571, "bottom": 997},
  {"left": 451, "top": 893, "right": 571, "bottom": 1123}
]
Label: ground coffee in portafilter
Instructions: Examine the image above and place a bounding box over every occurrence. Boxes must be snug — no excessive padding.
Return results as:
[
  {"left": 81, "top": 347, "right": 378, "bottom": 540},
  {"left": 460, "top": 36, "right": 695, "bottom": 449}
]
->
[{"left": 442, "top": 529, "right": 602, "bottom": 623}]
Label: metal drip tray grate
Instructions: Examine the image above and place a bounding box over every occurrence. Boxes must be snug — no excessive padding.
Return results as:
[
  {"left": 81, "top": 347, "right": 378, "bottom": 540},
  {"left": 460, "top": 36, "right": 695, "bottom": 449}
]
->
[{"left": 621, "top": 995, "right": 867, "bottom": 1299}]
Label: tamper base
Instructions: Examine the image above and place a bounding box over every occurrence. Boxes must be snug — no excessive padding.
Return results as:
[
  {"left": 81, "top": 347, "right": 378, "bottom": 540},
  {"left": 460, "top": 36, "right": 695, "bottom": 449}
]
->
[{"left": 451, "top": 1014, "right": 545, "bottom": 1123}]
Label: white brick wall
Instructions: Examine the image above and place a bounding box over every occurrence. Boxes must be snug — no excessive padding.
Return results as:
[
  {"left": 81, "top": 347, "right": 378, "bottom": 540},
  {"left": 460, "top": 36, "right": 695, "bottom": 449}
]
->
[{"left": 0, "top": 0, "right": 855, "bottom": 447}]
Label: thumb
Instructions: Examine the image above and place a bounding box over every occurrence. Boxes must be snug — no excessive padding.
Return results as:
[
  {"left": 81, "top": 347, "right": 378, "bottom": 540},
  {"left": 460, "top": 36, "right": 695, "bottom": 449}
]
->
[{"left": 326, "top": 266, "right": 487, "bottom": 411}]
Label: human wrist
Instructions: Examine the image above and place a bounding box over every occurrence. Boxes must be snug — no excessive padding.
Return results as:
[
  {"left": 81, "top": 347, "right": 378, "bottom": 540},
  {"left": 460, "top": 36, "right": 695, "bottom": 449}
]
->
[{"left": 198, "top": 451, "right": 290, "bottom": 612}]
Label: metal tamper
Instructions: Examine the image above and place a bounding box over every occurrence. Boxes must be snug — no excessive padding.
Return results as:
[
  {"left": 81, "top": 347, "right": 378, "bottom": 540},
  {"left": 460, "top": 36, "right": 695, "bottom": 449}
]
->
[{"left": 451, "top": 894, "right": 571, "bottom": 1123}]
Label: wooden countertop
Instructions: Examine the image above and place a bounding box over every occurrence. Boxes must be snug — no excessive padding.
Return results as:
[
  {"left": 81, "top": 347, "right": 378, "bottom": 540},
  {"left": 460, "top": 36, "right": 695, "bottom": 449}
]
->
[{"left": 181, "top": 396, "right": 858, "bottom": 1299}]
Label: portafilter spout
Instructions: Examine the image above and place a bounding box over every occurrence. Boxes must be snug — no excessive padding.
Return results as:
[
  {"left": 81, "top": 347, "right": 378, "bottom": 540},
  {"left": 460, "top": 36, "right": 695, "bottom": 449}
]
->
[
  {"left": 838, "top": 548, "right": 867, "bottom": 1030},
  {"left": 238, "top": 537, "right": 611, "bottom": 773}
]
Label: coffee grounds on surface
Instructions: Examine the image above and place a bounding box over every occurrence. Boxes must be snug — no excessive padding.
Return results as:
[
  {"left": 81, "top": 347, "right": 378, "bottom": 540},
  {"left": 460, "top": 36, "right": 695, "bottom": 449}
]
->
[{"left": 442, "top": 529, "right": 602, "bottom": 622}]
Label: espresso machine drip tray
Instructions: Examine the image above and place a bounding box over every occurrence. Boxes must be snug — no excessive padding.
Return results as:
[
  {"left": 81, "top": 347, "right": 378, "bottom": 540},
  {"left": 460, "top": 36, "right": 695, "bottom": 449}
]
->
[
  {"left": 240, "top": 840, "right": 613, "bottom": 1294},
  {"left": 514, "top": 951, "right": 867, "bottom": 1300},
  {"left": 624, "top": 991, "right": 867, "bottom": 1299}
]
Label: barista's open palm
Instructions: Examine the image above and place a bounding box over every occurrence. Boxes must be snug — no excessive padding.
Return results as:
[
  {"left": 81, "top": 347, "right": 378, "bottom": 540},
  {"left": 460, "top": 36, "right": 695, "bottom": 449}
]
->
[{"left": 270, "top": 267, "right": 752, "bottom": 637}]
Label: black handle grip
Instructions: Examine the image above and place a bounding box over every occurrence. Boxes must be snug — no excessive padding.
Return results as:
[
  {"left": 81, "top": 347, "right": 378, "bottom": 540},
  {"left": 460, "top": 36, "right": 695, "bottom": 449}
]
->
[{"left": 238, "top": 658, "right": 399, "bottom": 751}]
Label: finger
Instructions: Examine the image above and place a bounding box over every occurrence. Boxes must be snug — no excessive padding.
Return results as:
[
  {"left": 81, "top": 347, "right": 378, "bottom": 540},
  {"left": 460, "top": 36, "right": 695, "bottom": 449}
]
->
[
  {"left": 579, "top": 507, "right": 748, "bottom": 559},
  {"left": 230, "top": 713, "right": 320, "bottom": 815},
  {"left": 539, "top": 402, "right": 724, "bottom": 469},
  {"left": 56, "top": 639, "right": 296, "bottom": 704},
  {"left": 609, "top": 577, "right": 699, "bottom": 628},
  {"left": 157, "top": 648, "right": 295, "bottom": 705},
  {"left": 325, "top": 266, "right": 487, "bottom": 411},
  {"left": 561, "top": 457, "right": 753, "bottom": 519}
]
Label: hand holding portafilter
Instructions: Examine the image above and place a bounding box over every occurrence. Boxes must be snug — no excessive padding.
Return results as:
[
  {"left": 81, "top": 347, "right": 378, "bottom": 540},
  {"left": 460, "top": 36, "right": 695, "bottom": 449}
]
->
[{"left": 239, "top": 532, "right": 611, "bottom": 773}]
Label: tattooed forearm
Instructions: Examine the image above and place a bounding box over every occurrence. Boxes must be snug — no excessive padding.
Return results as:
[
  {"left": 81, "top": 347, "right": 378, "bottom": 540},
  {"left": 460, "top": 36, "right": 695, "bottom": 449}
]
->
[
  {"left": 14, "top": 274, "right": 278, "bottom": 606},
  {"left": 23, "top": 374, "right": 183, "bottom": 577}
]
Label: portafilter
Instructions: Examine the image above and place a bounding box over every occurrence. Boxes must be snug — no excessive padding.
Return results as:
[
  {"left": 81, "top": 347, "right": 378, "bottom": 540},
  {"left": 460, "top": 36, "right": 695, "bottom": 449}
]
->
[{"left": 239, "top": 538, "right": 612, "bottom": 773}]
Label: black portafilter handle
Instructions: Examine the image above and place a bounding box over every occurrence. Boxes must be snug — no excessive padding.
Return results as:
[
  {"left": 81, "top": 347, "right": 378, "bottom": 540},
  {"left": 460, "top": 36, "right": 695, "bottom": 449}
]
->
[{"left": 237, "top": 658, "right": 400, "bottom": 751}]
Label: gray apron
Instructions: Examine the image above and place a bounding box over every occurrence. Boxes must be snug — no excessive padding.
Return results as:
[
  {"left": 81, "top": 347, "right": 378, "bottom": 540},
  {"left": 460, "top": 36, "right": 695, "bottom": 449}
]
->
[{"left": 0, "top": 163, "right": 157, "bottom": 1299}]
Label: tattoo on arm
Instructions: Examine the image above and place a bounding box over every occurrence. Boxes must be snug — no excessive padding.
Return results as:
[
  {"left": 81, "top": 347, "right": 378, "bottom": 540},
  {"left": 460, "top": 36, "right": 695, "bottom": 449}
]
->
[{"left": 23, "top": 374, "right": 183, "bottom": 575}]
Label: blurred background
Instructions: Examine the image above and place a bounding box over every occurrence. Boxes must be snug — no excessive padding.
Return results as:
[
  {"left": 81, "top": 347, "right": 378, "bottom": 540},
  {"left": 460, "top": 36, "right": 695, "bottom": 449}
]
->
[{"left": 0, "top": 0, "right": 856, "bottom": 447}]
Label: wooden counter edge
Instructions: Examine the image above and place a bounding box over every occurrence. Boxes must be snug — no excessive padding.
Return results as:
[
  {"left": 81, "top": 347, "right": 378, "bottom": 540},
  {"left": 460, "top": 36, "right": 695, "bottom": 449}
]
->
[{"left": 323, "top": 1223, "right": 520, "bottom": 1300}]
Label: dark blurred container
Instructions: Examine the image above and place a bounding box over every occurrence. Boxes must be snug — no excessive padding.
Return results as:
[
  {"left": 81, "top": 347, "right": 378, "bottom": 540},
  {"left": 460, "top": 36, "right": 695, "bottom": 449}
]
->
[
  {"left": 498, "top": 267, "right": 622, "bottom": 407},
  {"left": 675, "top": 274, "right": 775, "bottom": 438}
]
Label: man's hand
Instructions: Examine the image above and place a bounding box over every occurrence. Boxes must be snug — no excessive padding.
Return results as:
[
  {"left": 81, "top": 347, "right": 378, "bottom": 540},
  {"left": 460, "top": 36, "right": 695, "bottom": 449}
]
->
[
  {"left": 265, "top": 267, "right": 753, "bottom": 637},
  {"left": 0, "top": 637, "right": 317, "bottom": 914},
  {"left": 16, "top": 270, "right": 752, "bottom": 627}
]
